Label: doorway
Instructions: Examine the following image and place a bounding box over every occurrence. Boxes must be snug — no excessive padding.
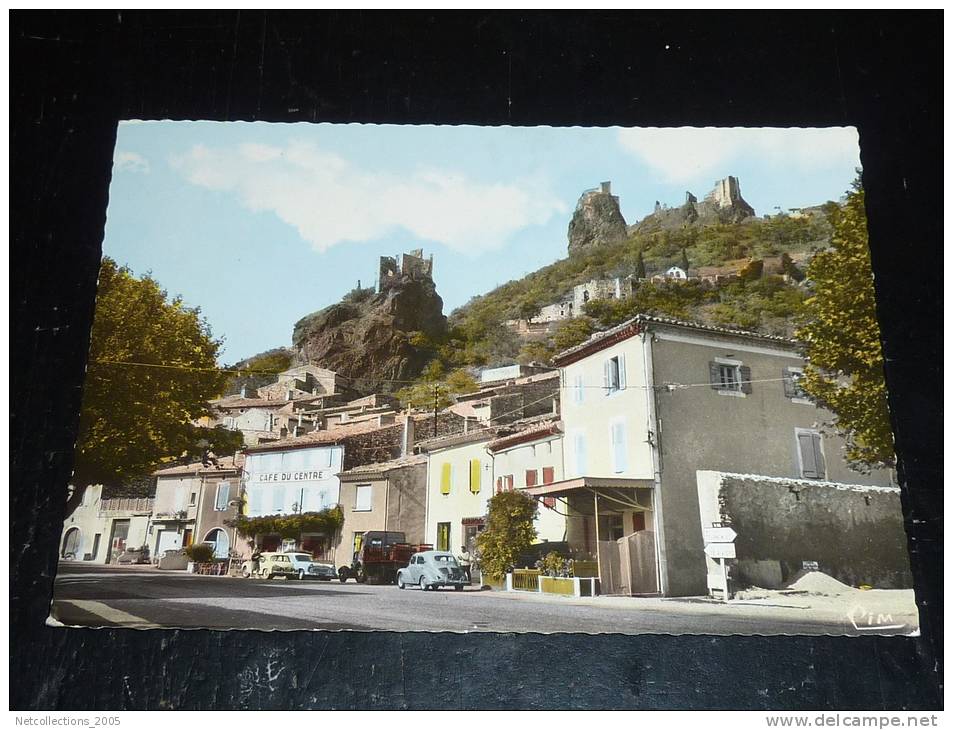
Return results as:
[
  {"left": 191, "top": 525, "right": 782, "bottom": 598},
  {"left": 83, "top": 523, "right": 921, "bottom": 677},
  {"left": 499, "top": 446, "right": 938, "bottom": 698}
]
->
[
  {"left": 106, "top": 520, "right": 130, "bottom": 564},
  {"left": 436, "top": 522, "right": 451, "bottom": 551}
]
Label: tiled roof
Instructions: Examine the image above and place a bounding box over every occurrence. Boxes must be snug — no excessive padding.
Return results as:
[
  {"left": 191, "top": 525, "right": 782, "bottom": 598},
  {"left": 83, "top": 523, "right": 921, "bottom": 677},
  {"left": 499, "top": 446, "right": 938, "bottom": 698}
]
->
[
  {"left": 553, "top": 314, "right": 797, "bottom": 365},
  {"left": 487, "top": 420, "right": 562, "bottom": 453},
  {"left": 153, "top": 453, "right": 245, "bottom": 476},
  {"left": 338, "top": 453, "right": 428, "bottom": 476},
  {"left": 245, "top": 420, "right": 403, "bottom": 453}
]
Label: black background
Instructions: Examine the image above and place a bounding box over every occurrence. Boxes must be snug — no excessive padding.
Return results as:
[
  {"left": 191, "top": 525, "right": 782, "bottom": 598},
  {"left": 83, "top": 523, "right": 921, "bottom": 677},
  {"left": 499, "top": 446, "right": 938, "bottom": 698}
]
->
[{"left": 11, "top": 11, "right": 942, "bottom": 710}]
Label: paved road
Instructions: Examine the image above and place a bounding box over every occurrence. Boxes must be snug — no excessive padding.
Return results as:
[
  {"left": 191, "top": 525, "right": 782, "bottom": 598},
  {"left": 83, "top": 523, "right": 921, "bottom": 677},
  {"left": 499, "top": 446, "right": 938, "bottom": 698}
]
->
[{"left": 49, "top": 563, "right": 913, "bottom": 635}]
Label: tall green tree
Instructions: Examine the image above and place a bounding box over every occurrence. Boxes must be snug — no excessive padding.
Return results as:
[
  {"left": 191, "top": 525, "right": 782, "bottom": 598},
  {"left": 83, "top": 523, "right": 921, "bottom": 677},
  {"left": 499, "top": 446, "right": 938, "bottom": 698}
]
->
[
  {"left": 69, "top": 258, "right": 242, "bottom": 509},
  {"left": 795, "top": 183, "right": 895, "bottom": 471},
  {"left": 476, "top": 490, "right": 538, "bottom": 579},
  {"left": 635, "top": 248, "right": 647, "bottom": 279}
]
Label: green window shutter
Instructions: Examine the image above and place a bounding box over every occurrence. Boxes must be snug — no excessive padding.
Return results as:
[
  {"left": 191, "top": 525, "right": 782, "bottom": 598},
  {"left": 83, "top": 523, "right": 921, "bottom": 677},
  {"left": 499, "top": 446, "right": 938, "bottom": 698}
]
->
[
  {"left": 812, "top": 432, "right": 826, "bottom": 479},
  {"left": 440, "top": 463, "right": 452, "bottom": 495},
  {"left": 469, "top": 459, "right": 481, "bottom": 494},
  {"left": 739, "top": 365, "right": 753, "bottom": 394}
]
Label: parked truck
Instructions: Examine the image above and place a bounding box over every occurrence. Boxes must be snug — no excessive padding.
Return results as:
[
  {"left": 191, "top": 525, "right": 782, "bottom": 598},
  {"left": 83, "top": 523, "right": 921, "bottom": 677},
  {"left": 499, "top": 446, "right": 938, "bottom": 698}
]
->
[{"left": 338, "top": 531, "right": 433, "bottom": 585}]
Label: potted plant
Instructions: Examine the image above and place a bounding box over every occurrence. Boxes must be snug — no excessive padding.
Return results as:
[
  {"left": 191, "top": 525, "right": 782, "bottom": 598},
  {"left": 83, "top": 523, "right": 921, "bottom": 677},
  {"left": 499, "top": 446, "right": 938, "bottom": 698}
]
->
[{"left": 185, "top": 543, "right": 214, "bottom": 573}]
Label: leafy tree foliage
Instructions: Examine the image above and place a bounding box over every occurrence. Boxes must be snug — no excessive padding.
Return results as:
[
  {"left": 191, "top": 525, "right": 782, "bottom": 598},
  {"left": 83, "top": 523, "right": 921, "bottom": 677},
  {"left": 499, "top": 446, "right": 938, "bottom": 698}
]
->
[
  {"left": 552, "top": 316, "right": 595, "bottom": 352},
  {"left": 223, "top": 347, "right": 293, "bottom": 395},
  {"left": 70, "top": 258, "right": 242, "bottom": 505},
  {"left": 395, "top": 367, "right": 479, "bottom": 410},
  {"left": 635, "top": 248, "right": 646, "bottom": 279},
  {"left": 795, "top": 185, "right": 895, "bottom": 471},
  {"left": 228, "top": 505, "right": 344, "bottom": 540},
  {"left": 476, "top": 490, "right": 538, "bottom": 579}
]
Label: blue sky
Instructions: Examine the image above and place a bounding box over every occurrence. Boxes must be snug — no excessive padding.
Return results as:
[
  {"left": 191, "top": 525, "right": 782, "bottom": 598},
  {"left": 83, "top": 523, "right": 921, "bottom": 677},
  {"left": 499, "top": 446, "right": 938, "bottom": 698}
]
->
[{"left": 106, "top": 122, "right": 861, "bottom": 363}]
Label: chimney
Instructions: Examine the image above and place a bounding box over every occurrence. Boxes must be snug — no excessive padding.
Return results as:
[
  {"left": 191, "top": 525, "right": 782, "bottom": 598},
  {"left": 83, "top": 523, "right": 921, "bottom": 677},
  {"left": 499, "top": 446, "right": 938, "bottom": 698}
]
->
[
  {"left": 401, "top": 415, "right": 415, "bottom": 457},
  {"left": 600, "top": 181, "right": 611, "bottom": 194}
]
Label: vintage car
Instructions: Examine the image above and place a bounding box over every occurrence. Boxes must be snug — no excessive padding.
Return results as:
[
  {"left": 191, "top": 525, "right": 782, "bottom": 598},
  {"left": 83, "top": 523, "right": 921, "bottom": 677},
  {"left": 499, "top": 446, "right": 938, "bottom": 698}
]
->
[
  {"left": 241, "top": 552, "right": 297, "bottom": 579},
  {"left": 115, "top": 546, "right": 151, "bottom": 564},
  {"left": 285, "top": 553, "right": 335, "bottom": 581},
  {"left": 396, "top": 550, "right": 469, "bottom": 591}
]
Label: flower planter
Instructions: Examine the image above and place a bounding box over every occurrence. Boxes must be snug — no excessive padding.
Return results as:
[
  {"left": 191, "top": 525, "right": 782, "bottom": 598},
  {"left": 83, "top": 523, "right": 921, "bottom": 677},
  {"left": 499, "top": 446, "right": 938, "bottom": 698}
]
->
[{"left": 536, "top": 575, "right": 600, "bottom": 597}]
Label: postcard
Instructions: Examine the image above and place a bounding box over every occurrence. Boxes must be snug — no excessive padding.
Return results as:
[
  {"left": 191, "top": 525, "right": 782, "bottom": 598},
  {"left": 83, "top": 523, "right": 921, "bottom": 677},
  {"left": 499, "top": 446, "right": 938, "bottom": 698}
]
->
[{"left": 50, "top": 123, "right": 917, "bottom": 635}]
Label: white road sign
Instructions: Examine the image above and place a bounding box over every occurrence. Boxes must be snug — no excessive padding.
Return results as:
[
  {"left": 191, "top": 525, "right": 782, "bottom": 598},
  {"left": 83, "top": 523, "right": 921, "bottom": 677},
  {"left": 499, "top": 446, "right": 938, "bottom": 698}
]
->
[
  {"left": 703, "top": 527, "right": 737, "bottom": 544},
  {"left": 704, "top": 542, "right": 737, "bottom": 559}
]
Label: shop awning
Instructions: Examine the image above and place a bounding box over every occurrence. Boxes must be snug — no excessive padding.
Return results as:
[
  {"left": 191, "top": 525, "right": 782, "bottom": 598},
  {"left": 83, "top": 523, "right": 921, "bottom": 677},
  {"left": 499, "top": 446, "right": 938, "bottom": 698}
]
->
[{"left": 525, "top": 476, "right": 654, "bottom": 513}]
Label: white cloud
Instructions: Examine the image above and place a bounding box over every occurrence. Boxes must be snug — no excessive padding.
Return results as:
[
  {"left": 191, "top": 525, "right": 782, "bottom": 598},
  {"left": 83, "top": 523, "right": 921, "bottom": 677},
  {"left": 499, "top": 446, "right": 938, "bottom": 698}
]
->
[
  {"left": 114, "top": 150, "right": 150, "bottom": 174},
  {"left": 170, "top": 141, "right": 567, "bottom": 255},
  {"left": 617, "top": 127, "right": 860, "bottom": 185}
]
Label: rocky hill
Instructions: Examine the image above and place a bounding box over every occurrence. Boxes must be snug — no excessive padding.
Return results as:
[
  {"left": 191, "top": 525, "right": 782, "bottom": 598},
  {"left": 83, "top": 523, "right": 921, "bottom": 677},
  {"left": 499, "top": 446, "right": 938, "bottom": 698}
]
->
[
  {"left": 567, "top": 181, "right": 629, "bottom": 255},
  {"left": 632, "top": 176, "right": 756, "bottom": 234},
  {"left": 448, "top": 177, "right": 835, "bottom": 370},
  {"left": 291, "top": 255, "right": 448, "bottom": 394}
]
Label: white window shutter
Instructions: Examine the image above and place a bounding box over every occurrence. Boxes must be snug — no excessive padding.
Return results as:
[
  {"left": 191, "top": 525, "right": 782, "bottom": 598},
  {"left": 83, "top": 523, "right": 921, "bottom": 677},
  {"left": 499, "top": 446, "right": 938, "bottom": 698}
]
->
[
  {"left": 603, "top": 360, "right": 610, "bottom": 395},
  {"left": 612, "top": 421, "right": 627, "bottom": 473},
  {"left": 575, "top": 433, "right": 587, "bottom": 475},
  {"left": 618, "top": 354, "right": 627, "bottom": 390}
]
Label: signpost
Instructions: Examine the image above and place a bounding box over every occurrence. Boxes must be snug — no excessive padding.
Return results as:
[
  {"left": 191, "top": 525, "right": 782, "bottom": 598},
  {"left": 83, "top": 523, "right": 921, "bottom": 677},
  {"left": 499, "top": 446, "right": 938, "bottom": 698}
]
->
[{"left": 703, "top": 523, "right": 737, "bottom": 602}]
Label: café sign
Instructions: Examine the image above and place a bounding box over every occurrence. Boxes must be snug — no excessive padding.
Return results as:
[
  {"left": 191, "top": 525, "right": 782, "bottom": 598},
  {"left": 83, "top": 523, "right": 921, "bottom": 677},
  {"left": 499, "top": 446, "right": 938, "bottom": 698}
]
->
[{"left": 255, "top": 470, "right": 331, "bottom": 483}]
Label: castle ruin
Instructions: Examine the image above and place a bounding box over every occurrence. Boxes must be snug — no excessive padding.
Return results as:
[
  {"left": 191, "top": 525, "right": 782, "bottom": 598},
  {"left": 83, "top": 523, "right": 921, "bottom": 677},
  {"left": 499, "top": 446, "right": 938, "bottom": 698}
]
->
[{"left": 378, "top": 248, "right": 434, "bottom": 292}]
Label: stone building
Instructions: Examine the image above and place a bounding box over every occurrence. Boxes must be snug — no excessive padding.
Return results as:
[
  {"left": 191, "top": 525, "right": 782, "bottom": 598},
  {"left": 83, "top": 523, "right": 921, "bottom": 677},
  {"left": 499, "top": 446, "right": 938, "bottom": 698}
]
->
[
  {"left": 528, "top": 314, "right": 899, "bottom": 598},
  {"left": 335, "top": 454, "right": 428, "bottom": 569},
  {"left": 59, "top": 485, "right": 153, "bottom": 564},
  {"left": 378, "top": 248, "right": 434, "bottom": 292},
  {"left": 150, "top": 455, "right": 244, "bottom": 561}
]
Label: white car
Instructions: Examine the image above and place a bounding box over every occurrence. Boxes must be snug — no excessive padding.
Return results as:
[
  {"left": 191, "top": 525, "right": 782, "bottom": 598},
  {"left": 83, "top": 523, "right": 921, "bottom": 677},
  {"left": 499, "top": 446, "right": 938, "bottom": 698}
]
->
[{"left": 285, "top": 552, "right": 333, "bottom": 581}]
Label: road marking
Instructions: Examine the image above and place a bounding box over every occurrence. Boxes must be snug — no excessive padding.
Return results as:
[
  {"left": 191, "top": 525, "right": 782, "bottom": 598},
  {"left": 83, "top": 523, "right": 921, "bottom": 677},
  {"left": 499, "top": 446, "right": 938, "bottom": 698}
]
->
[{"left": 57, "top": 600, "right": 157, "bottom": 628}]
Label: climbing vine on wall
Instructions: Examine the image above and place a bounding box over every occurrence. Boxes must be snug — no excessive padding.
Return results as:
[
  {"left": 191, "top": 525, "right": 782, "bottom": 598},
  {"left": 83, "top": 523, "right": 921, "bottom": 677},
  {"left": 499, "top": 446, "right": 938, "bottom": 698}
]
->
[{"left": 227, "top": 505, "right": 344, "bottom": 539}]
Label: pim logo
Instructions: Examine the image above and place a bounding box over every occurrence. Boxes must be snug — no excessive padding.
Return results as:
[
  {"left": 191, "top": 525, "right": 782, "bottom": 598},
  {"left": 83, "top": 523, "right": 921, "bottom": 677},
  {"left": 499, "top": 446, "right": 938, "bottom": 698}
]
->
[{"left": 847, "top": 604, "right": 907, "bottom": 632}]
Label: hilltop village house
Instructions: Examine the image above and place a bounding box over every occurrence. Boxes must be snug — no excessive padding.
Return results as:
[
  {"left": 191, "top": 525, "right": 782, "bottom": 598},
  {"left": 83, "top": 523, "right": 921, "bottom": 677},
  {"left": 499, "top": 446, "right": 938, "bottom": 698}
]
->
[
  {"left": 206, "top": 364, "right": 368, "bottom": 446},
  {"left": 149, "top": 455, "right": 245, "bottom": 560},
  {"left": 60, "top": 485, "right": 153, "bottom": 564},
  {"left": 239, "top": 411, "right": 464, "bottom": 564},
  {"left": 526, "top": 314, "right": 901, "bottom": 597},
  {"left": 419, "top": 415, "right": 568, "bottom": 558},
  {"left": 336, "top": 453, "right": 428, "bottom": 560}
]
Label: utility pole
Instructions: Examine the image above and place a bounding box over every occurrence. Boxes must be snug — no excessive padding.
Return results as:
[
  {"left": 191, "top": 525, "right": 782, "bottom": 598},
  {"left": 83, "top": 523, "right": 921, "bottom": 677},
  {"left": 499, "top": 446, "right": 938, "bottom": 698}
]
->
[{"left": 433, "top": 384, "right": 439, "bottom": 437}]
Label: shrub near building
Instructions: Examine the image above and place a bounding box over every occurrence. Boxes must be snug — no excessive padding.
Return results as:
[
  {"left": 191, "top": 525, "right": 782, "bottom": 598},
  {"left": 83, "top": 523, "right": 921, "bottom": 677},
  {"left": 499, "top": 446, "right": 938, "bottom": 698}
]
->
[{"left": 476, "top": 490, "right": 538, "bottom": 580}]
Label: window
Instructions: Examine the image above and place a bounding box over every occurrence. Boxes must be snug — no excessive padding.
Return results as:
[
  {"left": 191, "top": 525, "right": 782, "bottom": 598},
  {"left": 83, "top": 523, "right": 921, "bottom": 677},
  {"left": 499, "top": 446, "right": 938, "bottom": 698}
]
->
[
  {"left": 542, "top": 466, "right": 555, "bottom": 485},
  {"left": 632, "top": 512, "right": 646, "bottom": 532},
  {"left": 796, "top": 429, "right": 826, "bottom": 479},
  {"left": 505, "top": 475, "right": 515, "bottom": 492},
  {"left": 604, "top": 354, "right": 626, "bottom": 394},
  {"left": 573, "top": 374, "right": 584, "bottom": 404},
  {"left": 440, "top": 463, "right": 452, "bottom": 495},
  {"left": 610, "top": 420, "right": 628, "bottom": 473},
  {"left": 272, "top": 485, "right": 286, "bottom": 513},
  {"left": 783, "top": 367, "right": 810, "bottom": 401},
  {"left": 525, "top": 469, "right": 538, "bottom": 487},
  {"left": 436, "top": 522, "right": 451, "bottom": 551},
  {"left": 249, "top": 488, "right": 263, "bottom": 515},
  {"left": 709, "top": 359, "right": 751, "bottom": 395},
  {"left": 354, "top": 484, "right": 372, "bottom": 511},
  {"left": 469, "top": 459, "right": 481, "bottom": 494},
  {"left": 214, "top": 482, "right": 230, "bottom": 511}
]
